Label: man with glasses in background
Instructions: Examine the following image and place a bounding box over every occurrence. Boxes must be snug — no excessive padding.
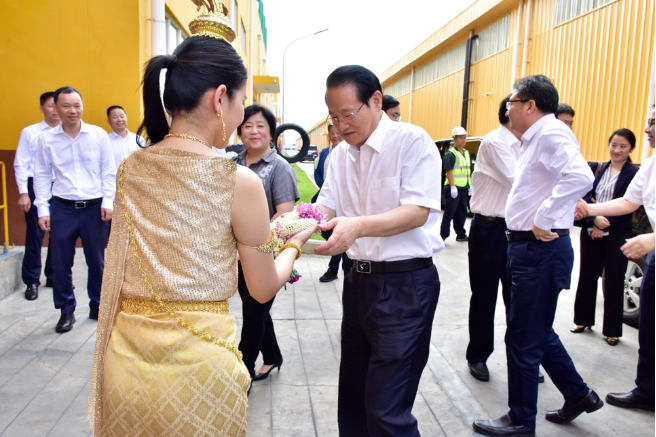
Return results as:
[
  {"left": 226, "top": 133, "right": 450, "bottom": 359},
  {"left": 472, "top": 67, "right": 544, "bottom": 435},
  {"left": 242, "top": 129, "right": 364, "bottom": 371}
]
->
[
  {"left": 315, "top": 65, "right": 443, "bottom": 436},
  {"left": 382, "top": 94, "right": 402, "bottom": 121}
]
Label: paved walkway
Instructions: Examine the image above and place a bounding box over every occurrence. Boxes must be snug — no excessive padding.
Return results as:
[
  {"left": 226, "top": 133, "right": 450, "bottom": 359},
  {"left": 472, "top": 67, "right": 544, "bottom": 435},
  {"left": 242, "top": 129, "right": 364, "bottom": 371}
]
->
[{"left": 0, "top": 225, "right": 653, "bottom": 436}]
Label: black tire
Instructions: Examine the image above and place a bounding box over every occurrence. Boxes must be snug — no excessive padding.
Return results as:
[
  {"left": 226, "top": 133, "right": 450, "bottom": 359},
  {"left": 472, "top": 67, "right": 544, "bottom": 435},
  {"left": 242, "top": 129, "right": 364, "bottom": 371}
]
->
[
  {"left": 274, "top": 123, "right": 310, "bottom": 164},
  {"left": 623, "top": 256, "right": 645, "bottom": 329}
]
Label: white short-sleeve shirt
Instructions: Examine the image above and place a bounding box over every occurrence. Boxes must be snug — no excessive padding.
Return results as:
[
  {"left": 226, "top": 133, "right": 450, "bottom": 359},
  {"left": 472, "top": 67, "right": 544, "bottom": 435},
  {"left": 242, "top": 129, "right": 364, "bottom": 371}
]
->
[
  {"left": 624, "top": 154, "right": 655, "bottom": 230},
  {"left": 317, "top": 113, "right": 443, "bottom": 261}
]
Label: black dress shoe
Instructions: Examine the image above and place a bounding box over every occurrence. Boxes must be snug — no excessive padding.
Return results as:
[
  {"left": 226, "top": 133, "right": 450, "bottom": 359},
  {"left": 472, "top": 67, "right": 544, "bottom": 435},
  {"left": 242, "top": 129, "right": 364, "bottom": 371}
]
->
[
  {"left": 319, "top": 269, "right": 338, "bottom": 283},
  {"left": 55, "top": 313, "right": 76, "bottom": 333},
  {"left": 538, "top": 371, "right": 545, "bottom": 383},
  {"left": 545, "top": 389, "right": 603, "bottom": 424},
  {"left": 45, "top": 278, "right": 54, "bottom": 288},
  {"left": 468, "top": 361, "right": 489, "bottom": 382},
  {"left": 606, "top": 391, "right": 655, "bottom": 411},
  {"left": 472, "top": 414, "right": 535, "bottom": 437},
  {"left": 25, "top": 284, "right": 38, "bottom": 301},
  {"left": 89, "top": 308, "right": 99, "bottom": 320},
  {"left": 456, "top": 235, "right": 469, "bottom": 242},
  {"left": 253, "top": 359, "right": 283, "bottom": 381}
]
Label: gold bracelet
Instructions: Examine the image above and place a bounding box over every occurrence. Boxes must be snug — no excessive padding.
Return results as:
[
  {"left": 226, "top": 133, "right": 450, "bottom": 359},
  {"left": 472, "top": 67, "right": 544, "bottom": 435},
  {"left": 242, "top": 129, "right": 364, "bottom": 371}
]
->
[{"left": 280, "top": 243, "right": 301, "bottom": 260}]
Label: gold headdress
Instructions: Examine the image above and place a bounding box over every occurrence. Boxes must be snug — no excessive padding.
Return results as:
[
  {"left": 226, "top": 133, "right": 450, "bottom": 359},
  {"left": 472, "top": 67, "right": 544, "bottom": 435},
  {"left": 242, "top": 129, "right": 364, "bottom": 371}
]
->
[{"left": 189, "top": 0, "right": 236, "bottom": 43}]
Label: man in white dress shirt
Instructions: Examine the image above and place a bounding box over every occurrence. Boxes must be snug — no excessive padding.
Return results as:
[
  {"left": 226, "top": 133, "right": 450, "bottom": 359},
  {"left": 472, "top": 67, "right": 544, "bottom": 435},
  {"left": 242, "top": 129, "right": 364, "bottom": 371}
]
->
[
  {"left": 316, "top": 65, "right": 443, "bottom": 436},
  {"left": 34, "top": 86, "right": 116, "bottom": 333},
  {"left": 466, "top": 95, "right": 520, "bottom": 382},
  {"left": 106, "top": 105, "right": 144, "bottom": 169},
  {"left": 13, "top": 92, "right": 59, "bottom": 300},
  {"left": 474, "top": 75, "right": 601, "bottom": 437}
]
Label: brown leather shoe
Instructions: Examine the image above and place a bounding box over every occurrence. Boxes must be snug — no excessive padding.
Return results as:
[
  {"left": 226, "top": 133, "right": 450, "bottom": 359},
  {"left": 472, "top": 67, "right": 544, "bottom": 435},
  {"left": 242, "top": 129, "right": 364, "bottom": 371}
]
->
[{"left": 545, "top": 389, "right": 603, "bottom": 424}]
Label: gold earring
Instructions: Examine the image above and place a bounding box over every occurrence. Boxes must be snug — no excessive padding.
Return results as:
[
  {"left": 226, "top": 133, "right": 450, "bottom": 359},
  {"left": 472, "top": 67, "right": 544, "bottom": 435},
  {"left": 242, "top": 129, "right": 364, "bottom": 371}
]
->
[{"left": 217, "top": 108, "right": 226, "bottom": 141}]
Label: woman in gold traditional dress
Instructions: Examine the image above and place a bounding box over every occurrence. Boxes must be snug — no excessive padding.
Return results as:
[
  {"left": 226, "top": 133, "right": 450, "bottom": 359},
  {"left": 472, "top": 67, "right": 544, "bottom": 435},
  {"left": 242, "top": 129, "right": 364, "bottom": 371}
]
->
[{"left": 88, "top": 4, "right": 315, "bottom": 436}]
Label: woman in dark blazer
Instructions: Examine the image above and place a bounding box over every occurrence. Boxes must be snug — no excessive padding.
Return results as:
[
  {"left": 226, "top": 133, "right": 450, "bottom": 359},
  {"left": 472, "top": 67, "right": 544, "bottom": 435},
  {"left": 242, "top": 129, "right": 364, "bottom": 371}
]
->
[{"left": 572, "top": 128, "right": 640, "bottom": 345}]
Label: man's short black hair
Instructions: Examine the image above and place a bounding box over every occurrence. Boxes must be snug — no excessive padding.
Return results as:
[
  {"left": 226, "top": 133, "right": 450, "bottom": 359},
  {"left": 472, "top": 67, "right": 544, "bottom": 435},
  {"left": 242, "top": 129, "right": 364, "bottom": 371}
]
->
[
  {"left": 327, "top": 123, "right": 337, "bottom": 132},
  {"left": 556, "top": 103, "right": 575, "bottom": 118},
  {"left": 499, "top": 94, "right": 511, "bottom": 125},
  {"left": 39, "top": 92, "right": 55, "bottom": 106},
  {"left": 382, "top": 95, "right": 400, "bottom": 112},
  {"left": 512, "top": 75, "right": 558, "bottom": 114},
  {"left": 107, "top": 105, "right": 125, "bottom": 118},
  {"left": 325, "top": 65, "right": 382, "bottom": 106},
  {"left": 237, "top": 103, "right": 277, "bottom": 143},
  {"left": 54, "top": 86, "right": 82, "bottom": 104}
]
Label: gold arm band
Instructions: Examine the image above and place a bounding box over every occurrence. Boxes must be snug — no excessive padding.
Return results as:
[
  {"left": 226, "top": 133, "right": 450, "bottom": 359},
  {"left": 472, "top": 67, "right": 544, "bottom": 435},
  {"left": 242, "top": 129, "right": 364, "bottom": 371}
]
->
[
  {"left": 239, "top": 229, "right": 279, "bottom": 253},
  {"left": 280, "top": 243, "right": 302, "bottom": 260}
]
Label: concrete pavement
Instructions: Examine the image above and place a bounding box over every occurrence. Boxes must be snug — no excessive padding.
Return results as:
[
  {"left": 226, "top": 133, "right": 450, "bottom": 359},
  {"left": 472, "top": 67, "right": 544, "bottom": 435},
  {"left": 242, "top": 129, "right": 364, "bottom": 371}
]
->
[{"left": 0, "top": 224, "right": 653, "bottom": 436}]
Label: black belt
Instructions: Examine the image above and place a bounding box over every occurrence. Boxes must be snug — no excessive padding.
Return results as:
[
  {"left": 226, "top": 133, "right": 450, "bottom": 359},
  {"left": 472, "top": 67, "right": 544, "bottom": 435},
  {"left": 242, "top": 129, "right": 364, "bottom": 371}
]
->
[
  {"left": 354, "top": 257, "right": 433, "bottom": 275},
  {"left": 53, "top": 196, "right": 102, "bottom": 209},
  {"left": 505, "top": 229, "right": 570, "bottom": 242},
  {"left": 474, "top": 213, "right": 505, "bottom": 222}
]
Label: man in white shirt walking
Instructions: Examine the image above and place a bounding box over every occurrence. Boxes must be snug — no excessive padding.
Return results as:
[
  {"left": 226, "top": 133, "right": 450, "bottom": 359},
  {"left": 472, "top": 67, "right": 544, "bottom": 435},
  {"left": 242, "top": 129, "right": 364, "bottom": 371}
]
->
[
  {"left": 316, "top": 65, "right": 443, "bottom": 436},
  {"left": 13, "top": 92, "right": 59, "bottom": 300},
  {"left": 466, "top": 95, "right": 520, "bottom": 382},
  {"left": 106, "top": 105, "right": 144, "bottom": 169},
  {"left": 474, "top": 75, "right": 601, "bottom": 437},
  {"left": 34, "top": 86, "right": 116, "bottom": 333}
]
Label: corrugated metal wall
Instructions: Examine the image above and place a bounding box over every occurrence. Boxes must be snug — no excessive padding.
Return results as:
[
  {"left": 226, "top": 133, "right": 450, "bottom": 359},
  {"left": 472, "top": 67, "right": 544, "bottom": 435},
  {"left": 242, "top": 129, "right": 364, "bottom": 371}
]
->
[
  {"left": 529, "top": 0, "right": 654, "bottom": 162},
  {"left": 378, "top": 0, "right": 654, "bottom": 163}
]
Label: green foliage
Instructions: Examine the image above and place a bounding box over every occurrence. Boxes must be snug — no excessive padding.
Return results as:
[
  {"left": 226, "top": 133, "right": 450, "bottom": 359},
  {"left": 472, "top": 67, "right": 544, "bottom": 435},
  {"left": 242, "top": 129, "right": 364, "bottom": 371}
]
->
[{"left": 291, "top": 163, "right": 325, "bottom": 241}]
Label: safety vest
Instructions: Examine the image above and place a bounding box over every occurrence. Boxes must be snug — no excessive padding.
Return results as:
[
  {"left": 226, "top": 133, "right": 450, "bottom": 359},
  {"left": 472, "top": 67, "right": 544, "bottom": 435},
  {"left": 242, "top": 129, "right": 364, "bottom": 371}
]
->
[{"left": 444, "top": 147, "right": 471, "bottom": 187}]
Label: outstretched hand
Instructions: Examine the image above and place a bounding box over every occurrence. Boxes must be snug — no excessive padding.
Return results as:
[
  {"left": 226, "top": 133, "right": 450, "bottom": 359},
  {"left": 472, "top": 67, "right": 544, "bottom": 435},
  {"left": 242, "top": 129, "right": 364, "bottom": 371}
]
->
[
  {"left": 621, "top": 234, "right": 655, "bottom": 259},
  {"left": 315, "top": 217, "right": 360, "bottom": 257},
  {"left": 574, "top": 199, "right": 589, "bottom": 221}
]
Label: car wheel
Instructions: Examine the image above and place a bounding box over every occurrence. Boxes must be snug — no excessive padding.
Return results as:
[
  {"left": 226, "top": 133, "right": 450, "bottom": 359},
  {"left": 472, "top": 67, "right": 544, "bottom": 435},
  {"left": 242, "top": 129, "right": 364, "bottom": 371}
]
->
[{"left": 623, "top": 256, "right": 645, "bottom": 328}]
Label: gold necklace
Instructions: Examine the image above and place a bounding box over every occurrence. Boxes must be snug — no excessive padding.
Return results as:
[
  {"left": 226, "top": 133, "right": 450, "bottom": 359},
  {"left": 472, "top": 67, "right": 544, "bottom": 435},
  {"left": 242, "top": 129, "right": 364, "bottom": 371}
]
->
[{"left": 164, "top": 132, "right": 210, "bottom": 147}]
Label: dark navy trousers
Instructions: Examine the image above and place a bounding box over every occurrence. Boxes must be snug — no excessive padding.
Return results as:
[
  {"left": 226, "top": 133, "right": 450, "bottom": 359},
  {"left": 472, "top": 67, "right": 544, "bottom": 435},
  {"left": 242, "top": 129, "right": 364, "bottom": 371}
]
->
[
  {"left": 22, "top": 178, "right": 53, "bottom": 286},
  {"left": 634, "top": 250, "right": 655, "bottom": 403},
  {"left": 50, "top": 199, "right": 107, "bottom": 314},
  {"left": 440, "top": 186, "right": 469, "bottom": 240},
  {"left": 506, "top": 236, "right": 589, "bottom": 427},
  {"left": 338, "top": 265, "right": 440, "bottom": 437}
]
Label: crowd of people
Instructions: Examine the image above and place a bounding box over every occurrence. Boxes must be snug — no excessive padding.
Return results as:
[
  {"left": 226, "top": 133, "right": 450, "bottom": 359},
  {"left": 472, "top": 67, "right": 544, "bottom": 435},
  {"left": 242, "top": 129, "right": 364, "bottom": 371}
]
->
[{"left": 11, "top": 5, "right": 654, "bottom": 437}]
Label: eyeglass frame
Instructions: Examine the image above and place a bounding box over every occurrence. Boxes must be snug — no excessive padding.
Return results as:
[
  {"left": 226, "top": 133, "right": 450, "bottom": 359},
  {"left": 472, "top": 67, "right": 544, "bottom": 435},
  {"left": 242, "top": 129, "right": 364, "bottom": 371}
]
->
[
  {"left": 326, "top": 102, "right": 365, "bottom": 125},
  {"left": 647, "top": 118, "right": 655, "bottom": 128},
  {"left": 505, "top": 99, "right": 529, "bottom": 110}
]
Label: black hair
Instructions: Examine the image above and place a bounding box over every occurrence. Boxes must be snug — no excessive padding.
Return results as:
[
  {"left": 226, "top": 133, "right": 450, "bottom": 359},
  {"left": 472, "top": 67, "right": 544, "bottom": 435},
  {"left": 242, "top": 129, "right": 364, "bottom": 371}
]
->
[
  {"left": 327, "top": 123, "right": 337, "bottom": 132},
  {"left": 499, "top": 94, "right": 511, "bottom": 125},
  {"left": 556, "top": 103, "right": 575, "bottom": 118},
  {"left": 237, "top": 103, "right": 277, "bottom": 143},
  {"left": 39, "top": 92, "right": 55, "bottom": 106},
  {"left": 54, "top": 86, "right": 82, "bottom": 104},
  {"left": 137, "top": 36, "right": 248, "bottom": 144},
  {"left": 325, "top": 65, "right": 382, "bottom": 106},
  {"left": 512, "top": 75, "right": 558, "bottom": 114},
  {"left": 107, "top": 105, "right": 125, "bottom": 118},
  {"left": 382, "top": 95, "right": 400, "bottom": 112},
  {"left": 609, "top": 128, "right": 636, "bottom": 150}
]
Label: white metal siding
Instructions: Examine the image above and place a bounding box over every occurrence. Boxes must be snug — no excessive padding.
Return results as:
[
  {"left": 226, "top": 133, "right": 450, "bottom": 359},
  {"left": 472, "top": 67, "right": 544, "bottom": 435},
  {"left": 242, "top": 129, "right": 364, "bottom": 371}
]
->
[
  {"left": 472, "top": 15, "right": 510, "bottom": 63},
  {"left": 413, "top": 41, "right": 467, "bottom": 90},
  {"left": 384, "top": 73, "right": 412, "bottom": 97}
]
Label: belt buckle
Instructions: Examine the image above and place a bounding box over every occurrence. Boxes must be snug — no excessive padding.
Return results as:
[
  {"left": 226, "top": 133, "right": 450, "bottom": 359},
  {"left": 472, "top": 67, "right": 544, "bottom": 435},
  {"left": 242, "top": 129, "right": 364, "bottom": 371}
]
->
[
  {"left": 74, "top": 201, "right": 87, "bottom": 209},
  {"left": 356, "top": 261, "right": 371, "bottom": 274},
  {"left": 505, "top": 230, "right": 512, "bottom": 242}
]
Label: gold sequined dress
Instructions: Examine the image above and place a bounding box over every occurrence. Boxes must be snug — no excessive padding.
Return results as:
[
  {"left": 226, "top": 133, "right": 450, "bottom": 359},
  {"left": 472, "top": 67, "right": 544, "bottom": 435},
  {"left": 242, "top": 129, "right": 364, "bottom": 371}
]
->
[{"left": 89, "top": 147, "right": 250, "bottom": 436}]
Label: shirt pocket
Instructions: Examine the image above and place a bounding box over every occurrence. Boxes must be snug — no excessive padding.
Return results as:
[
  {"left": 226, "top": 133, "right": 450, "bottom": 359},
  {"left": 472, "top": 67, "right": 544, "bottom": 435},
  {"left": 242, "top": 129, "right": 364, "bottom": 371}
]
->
[
  {"left": 82, "top": 147, "right": 101, "bottom": 175},
  {"left": 368, "top": 176, "right": 400, "bottom": 214}
]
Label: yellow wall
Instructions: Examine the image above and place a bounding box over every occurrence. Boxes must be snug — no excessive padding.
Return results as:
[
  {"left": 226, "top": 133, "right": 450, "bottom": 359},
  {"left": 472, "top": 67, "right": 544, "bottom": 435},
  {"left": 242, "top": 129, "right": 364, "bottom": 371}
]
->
[
  {"left": 0, "top": 0, "right": 143, "bottom": 150},
  {"left": 380, "top": 0, "right": 654, "bottom": 163}
]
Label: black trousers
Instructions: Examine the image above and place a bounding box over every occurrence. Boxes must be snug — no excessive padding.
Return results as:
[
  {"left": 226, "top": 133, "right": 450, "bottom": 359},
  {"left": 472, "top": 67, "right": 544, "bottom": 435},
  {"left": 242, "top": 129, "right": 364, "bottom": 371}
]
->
[
  {"left": 506, "top": 237, "right": 588, "bottom": 427},
  {"left": 237, "top": 262, "right": 282, "bottom": 378},
  {"left": 466, "top": 216, "right": 510, "bottom": 363},
  {"left": 50, "top": 200, "right": 107, "bottom": 314},
  {"left": 440, "top": 186, "right": 469, "bottom": 240},
  {"left": 338, "top": 265, "right": 440, "bottom": 437},
  {"left": 22, "top": 178, "right": 53, "bottom": 286},
  {"left": 634, "top": 250, "right": 654, "bottom": 402},
  {"left": 323, "top": 229, "right": 354, "bottom": 273},
  {"left": 573, "top": 227, "right": 632, "bottom": 337}
]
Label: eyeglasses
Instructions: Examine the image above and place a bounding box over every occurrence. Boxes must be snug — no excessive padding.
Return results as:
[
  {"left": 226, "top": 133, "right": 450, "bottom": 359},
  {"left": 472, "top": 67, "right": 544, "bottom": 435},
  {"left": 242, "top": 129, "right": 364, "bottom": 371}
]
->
[
  {"left": 327, "top": 103, "right": 365, "bottom": 125},
  {"left": 647, "top": 118, "right": 655, "bottom": 128},
  {"left": 506, "top": 99, "right": 529, "bottom": 110}
]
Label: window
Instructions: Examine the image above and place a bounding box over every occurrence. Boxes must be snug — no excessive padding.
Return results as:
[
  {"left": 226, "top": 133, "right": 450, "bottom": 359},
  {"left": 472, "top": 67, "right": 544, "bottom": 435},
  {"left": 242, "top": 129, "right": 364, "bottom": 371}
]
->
[
  {"left": 471, "top": 15, "right": 510, "bottom": 63},
  {"left": 229, "top": 0, "right": 237, "bottom": 30},
  {"left": 384, "top": 74, "right": 412, "bottom": 98},
  {"left": 165, "top": 15, "right": 185, "bottom": 54},
  {"left": 554, "top": 0, "right": 614, "bottom": 25},
  {"left": 240, "top": 20, "right": 246, "bottom": 52},
  {"left": 413, "top": 41, "right": 467, "bottom": 90}
]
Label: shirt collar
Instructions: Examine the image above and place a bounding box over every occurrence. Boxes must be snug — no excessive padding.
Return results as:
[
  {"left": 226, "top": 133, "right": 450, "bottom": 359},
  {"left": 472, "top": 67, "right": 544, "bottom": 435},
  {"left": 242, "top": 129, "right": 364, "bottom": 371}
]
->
[
  {"left": 39, "top": 120, "right": 52, "bottom": 131},
  {"left": 498, "top": 124, "right": 520, "bottom": 146},
  {"left": 109, "top": 130, "right": 132, "bottom": 140},
  {"left": 237, "top": 147, "right": 276, "bottom": 166},
  {"left": 521, "top": 113, "right": 554, "bottom": 144},
  {"left": 363, "top": 112, "right": 391, "bottom": 153},
  {"left": 51, "top": 120, "right": 89, "bottom": 138}
]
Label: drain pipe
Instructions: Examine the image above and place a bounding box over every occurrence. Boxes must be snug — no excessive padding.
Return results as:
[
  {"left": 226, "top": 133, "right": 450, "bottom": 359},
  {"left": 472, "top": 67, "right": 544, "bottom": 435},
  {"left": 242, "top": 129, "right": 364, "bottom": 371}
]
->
[
  {"left": 510, "top": 0, "right": 523, "bottom": 87},
  {"left": 461, "top": 32, "right": 478, "bottom": 130},
  {"left": 521, "top": 0, "right": 533, "bottom": 78},
  {"left": 152, "top": 0, "right": 166, "bottom": 56}
]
